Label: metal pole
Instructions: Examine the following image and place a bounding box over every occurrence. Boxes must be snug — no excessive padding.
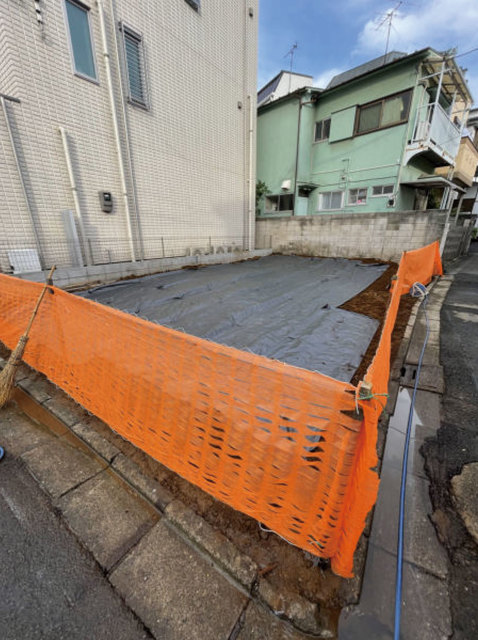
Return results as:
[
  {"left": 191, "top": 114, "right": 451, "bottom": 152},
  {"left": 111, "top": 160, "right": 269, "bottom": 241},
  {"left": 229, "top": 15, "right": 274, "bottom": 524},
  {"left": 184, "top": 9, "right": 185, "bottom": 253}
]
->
[
  {"left": 97, "top": 0, "right": 136, "bottom": 263},
  {"left": 58, "top": 127, "right": 92, "bottom": 266},
  {"left": 1, "top": 96, "right": 44, "bottom": 267}
]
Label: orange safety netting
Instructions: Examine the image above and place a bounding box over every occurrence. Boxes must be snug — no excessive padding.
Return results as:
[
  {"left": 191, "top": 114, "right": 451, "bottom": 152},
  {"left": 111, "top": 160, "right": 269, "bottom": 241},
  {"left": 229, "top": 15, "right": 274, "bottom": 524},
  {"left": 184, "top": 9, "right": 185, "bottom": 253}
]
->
[{"left": 0, "top": 242, "right": 442, "bottom": 577}]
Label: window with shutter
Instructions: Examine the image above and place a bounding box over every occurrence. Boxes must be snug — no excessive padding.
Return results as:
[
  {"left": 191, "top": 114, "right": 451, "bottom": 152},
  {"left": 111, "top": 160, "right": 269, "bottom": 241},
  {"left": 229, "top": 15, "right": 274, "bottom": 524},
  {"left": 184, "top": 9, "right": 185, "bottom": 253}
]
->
[{"left": 122, "top": 26, "right": 147, "bottom": 107}]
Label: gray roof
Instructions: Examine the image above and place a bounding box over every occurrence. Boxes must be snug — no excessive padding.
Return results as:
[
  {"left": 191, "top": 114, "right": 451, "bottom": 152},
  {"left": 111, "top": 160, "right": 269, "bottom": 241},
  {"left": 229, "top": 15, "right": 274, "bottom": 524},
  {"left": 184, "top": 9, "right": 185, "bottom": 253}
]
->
[
  {"left": 327, "top": 51, "right": 407, "bottom": 89},
  {"left": 257, "top": 70, "right": 314, "bottom": 105},
  {"left": 257, "top": 74, "right": 282, "bottom": 105}
]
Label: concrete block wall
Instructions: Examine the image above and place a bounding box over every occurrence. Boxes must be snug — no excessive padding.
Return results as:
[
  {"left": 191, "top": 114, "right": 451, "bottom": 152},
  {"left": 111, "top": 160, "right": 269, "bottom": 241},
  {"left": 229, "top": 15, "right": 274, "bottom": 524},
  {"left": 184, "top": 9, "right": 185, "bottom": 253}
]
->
[
  {"left": 256, "top": 211, "right": 447, "bottom": 262},
  {"left": 18, "top": 249, "right": 272, "bottom": 290}
]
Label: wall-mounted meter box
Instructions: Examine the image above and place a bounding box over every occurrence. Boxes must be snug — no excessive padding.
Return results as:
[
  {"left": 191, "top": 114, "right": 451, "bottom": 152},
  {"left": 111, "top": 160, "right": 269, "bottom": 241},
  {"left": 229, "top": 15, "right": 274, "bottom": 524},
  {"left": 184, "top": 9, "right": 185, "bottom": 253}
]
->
[{"left": 99, "top": 191, "right": 113, "bottom": 213}]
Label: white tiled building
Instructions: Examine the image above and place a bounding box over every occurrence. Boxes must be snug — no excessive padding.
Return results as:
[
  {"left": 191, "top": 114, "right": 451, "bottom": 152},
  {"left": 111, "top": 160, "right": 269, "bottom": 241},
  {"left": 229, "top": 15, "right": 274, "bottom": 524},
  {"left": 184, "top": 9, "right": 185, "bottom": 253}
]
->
[{"left": 0, "top": 0, "right": 258, "bottom": 272}]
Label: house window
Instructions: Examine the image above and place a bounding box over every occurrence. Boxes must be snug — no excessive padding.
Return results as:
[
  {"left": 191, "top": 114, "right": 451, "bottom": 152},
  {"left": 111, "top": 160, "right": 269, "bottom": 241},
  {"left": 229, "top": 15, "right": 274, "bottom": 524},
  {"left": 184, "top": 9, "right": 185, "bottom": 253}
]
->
[
  {"left": 314, "top": 118, "right": 331, "bottom": 142},
  {"left": 121, "top": 25, "right": 148, "bottom": 106},
  {"left": 318, "top": 191, "right": 344, "bottom": 210},
  {"left": 355, "top": 90, "right": 412, "bottom": 134},
  {"left": 348, "top": 188, "right": 368, "bottom": 205},
  {"left": 185, "top": 0, "right": 201, "bottom": 10},
  {"left": 265, "top": 194, "right": 294, "bottom": 212},
  {"left": 65, "top": 0, "right": 97, "bottom": 81},
  {"left": 372, "top": 184, "right": 394, "bottom": 196}
]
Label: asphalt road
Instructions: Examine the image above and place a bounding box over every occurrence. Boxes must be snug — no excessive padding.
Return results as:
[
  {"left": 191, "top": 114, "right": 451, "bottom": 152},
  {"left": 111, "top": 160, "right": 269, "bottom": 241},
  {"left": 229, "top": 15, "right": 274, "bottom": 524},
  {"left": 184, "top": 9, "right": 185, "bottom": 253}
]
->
[
  {"left": 422, "top": 242, "right": 478, "bottom": 640},
  {"left": 0, "top": 454, "right": 151, "bottom": 640}
]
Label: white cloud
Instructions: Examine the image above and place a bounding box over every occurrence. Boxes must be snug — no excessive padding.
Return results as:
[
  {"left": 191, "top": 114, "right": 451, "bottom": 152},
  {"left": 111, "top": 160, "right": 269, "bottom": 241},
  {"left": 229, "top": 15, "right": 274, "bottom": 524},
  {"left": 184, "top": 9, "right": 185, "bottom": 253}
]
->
[
  {"left": 356, "top": 0, "right": 478, "bottom": 57},
  {"left": 314, "top": 67, "right": 344, "bottom": 89}
]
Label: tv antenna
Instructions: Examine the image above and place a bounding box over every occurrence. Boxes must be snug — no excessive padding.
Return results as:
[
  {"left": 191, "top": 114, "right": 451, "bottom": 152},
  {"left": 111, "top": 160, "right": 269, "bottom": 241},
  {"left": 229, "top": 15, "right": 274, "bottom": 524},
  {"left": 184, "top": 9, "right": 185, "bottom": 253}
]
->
[
  {"left": 376, "top": 2, "right": 403, "bottom": 58},
  {"left": 284, "top": 42, "right": 298, "bottom": 93}
]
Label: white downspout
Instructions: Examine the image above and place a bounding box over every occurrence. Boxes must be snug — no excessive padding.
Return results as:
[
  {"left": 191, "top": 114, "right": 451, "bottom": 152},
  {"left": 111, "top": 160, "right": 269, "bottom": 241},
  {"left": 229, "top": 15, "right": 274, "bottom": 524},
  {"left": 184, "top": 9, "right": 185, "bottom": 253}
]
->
[
  {"left": 59, "top": 126, "right": 92, "bottom": 266},
  {"left": 1, "top": 95, "right": 45, "bottom": 267},
  {"left": 248, "top": 94, "right": 254, "bottom": 251},
  {"left": 97, "top": 0, "right": 136, "bottom": 262},
  {"left": 109, "top": 0, "right": 144, "bottom": 260}
]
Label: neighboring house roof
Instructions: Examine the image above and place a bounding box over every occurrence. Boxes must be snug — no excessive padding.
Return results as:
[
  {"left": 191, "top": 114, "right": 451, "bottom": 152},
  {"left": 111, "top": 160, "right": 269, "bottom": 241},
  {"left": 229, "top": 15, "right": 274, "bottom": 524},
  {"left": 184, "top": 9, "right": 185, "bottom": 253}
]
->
[
  {"left": 327, "top": 51, "right": 407, "bottom": 89},
  {"left": 257, "top": 74, "right": 282, "bottom": 105},
  {"left": 257, "top": 70, "right": 314, "bottom": 106},
  {"left": 257, "top": 86, "right": 322, "bottom": 114}
]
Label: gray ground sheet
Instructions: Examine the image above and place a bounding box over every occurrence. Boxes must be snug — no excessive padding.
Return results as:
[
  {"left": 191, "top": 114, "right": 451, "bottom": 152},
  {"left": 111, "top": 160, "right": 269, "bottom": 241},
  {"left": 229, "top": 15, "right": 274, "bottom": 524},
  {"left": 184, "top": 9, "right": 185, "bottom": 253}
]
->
[{"left": 81, "top": 256, "right": 387, "bottom": 382}]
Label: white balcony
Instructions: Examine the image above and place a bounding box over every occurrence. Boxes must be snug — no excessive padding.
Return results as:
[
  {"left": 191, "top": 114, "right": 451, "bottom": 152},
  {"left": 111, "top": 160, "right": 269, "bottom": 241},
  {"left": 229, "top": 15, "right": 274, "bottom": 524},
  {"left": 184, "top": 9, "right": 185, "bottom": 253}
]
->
[{"left": 405, "top": 102, "right": 462, "bottom": 167}]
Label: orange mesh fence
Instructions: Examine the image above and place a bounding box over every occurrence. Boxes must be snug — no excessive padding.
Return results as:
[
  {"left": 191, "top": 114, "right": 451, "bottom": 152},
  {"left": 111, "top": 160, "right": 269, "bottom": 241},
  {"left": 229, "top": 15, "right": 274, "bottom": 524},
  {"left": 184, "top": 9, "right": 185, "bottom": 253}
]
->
[{"left": 0, "top": 241, "right": 442, "bottom": 577}]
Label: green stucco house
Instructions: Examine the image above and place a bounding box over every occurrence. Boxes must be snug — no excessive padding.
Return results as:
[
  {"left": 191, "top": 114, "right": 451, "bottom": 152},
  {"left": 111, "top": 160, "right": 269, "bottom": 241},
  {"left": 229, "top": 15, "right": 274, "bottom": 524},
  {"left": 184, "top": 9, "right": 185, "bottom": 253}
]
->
[{"left": 256, "top": 49, "right": 473, "bottom": 219}]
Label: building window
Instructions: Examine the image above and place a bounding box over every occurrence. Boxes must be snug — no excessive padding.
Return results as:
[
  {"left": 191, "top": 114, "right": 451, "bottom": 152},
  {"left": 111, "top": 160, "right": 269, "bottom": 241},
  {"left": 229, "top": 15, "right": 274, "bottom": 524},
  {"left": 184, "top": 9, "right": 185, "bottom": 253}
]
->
[
  {"left": 318, "top": 191, "right": 344, "bottom": 210},
  {"left": 372, "top": 184, "right": 394, "bottom": 196},
  {"left": 265, "top": 194, "right": 294, "bottom": 212},
  {"left": 355, "top": 90, "right": 412, "bottom": 135},
  {"left": 185, "top": 0, "right": 201, "bottom": 10},
  {"left": 314, "top": 118, "right": 331, "bottom": 142},
  {"left": 348, "top": 188, "right": 368, "bottom": 205},
  {"left": 65, "top": 0, "right": 97, "bottom": 81},
  {"left": 121, "top": 25, "right": 148, "bottom": 107}
]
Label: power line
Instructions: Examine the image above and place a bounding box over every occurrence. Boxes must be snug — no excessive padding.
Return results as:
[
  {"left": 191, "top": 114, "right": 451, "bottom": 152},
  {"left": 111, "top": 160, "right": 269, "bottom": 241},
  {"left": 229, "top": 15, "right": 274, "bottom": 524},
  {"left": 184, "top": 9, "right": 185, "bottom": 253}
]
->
[{"left": 449, "top": 46, "right": 478, "bottom": 61}]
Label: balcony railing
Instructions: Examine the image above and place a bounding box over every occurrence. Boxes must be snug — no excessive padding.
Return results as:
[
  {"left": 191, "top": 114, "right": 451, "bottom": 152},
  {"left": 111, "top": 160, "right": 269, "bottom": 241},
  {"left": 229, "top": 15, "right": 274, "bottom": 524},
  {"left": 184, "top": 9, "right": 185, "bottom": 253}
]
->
[{"left": 410, "top": 102, "right": 461, "bottom": 164}]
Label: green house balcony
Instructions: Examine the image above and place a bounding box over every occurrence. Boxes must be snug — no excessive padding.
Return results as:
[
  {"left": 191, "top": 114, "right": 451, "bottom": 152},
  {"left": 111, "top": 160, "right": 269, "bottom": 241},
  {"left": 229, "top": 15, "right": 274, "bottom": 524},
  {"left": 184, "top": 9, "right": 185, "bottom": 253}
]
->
[{"left": 405, "top": 102, "right": 462, "bottom": 167}]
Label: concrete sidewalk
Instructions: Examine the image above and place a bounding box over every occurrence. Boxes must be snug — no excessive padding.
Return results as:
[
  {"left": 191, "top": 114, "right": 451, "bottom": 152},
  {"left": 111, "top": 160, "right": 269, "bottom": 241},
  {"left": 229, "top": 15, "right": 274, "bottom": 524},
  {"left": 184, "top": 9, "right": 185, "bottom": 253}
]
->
[
  {"left": 0, "top": 405, "right": 314, "bottom": 640},
  {"left": 339, "top": 276, "right": 453, "bottom": 639}
]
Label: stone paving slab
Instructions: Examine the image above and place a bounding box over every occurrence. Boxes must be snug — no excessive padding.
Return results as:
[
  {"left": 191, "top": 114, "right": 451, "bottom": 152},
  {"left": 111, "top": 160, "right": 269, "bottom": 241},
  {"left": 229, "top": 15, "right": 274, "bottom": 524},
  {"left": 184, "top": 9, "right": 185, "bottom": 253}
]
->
[
  {"left": 43, "top": 393, "right": 88, "bottom": 427},
  {"left": 110, "top": 520, "right": 248, "bottom": 640},
  {"left": 57, "top": 469, "right": 159, "bottom": 571},
  {"left": 371, "top": 466, "right": 448, "bottom": 580},
  {"left": 0, "top": 406, "right": 55, "bottom": 456},
  {"left": 340, "top": 544, "right": 451, "bottom": 640},
  {"left": 112, "top": 453, "right": 173, "bottom": 511},
  {"left": 21, "top": 438, "right": 106, "bottom": 499},
  {"left": 17, "top": 372, "right": 55, "bottom": 404},
  {"left": 70, "top": 418, "right": 120, "bottom": 463},
  {"left": 236, "top": 602, "right": 314, "bottom": 639},
  {"left": 165, "top": 499, "right": 257, "bottom": 590}
]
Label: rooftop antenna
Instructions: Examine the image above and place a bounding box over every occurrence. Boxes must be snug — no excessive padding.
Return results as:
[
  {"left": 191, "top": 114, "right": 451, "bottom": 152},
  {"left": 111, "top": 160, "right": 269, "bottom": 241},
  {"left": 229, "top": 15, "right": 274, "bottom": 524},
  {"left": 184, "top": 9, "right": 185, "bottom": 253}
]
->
[
  {"left": 284, "top": 42, "right": 298, "bottom": 93},
  {"left": 376, "top": 2, "right": 403, "bottom": 59}
]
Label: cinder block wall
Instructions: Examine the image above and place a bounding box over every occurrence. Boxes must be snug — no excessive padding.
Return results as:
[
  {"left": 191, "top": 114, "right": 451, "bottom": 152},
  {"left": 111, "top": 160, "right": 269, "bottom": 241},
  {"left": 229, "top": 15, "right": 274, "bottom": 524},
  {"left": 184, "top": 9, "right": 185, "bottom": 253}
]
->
[{"left": 256, "top": 211, "right": 447, "bottom": 262}]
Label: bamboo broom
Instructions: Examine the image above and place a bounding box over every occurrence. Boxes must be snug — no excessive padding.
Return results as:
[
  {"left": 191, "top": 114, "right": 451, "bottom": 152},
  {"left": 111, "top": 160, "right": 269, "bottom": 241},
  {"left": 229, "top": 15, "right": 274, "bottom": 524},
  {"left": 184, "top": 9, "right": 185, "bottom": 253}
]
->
[{"left": 0, "top": 266, "right": 56, "bottom": 408}]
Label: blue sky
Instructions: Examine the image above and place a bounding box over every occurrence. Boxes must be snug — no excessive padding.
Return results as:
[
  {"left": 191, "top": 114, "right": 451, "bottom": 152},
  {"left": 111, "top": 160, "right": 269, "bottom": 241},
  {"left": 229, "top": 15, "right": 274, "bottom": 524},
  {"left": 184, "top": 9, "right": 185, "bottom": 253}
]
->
[{"left": 258, "top": 0, "right": 478, "bottom": 101}]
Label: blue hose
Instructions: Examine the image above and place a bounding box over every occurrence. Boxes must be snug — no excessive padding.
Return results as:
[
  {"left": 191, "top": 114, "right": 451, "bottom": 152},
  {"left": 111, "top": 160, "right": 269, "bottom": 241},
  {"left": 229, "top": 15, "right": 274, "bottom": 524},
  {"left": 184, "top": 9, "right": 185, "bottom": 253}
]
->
[{"left": 394, "top": 283, "right": 430, "bottom": 640}]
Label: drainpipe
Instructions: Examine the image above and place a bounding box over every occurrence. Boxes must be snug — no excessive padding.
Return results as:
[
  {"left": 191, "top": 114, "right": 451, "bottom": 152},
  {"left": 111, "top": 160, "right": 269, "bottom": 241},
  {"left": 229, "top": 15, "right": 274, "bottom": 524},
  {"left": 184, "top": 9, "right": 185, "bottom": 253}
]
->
[
  {"left": 109, "top": 0, "right": 144, "bottom": 260},
  {"left": 1, "top": 95, "right": 45, "bottom": 268},
  {"left": 247, "top": 94, "right": 255, "bottom": 251},
  {"left": 292, "top": 96, "right": 303, "bottom": 216},
  {"left": 97, "top": 0, "right": 136, "bottom": 262},
  {"left": 439, "top": 188, "right": 456, "bottom": 256},
  {"left": 59, "top": 127, "right": 92, "bottom": 266}
]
